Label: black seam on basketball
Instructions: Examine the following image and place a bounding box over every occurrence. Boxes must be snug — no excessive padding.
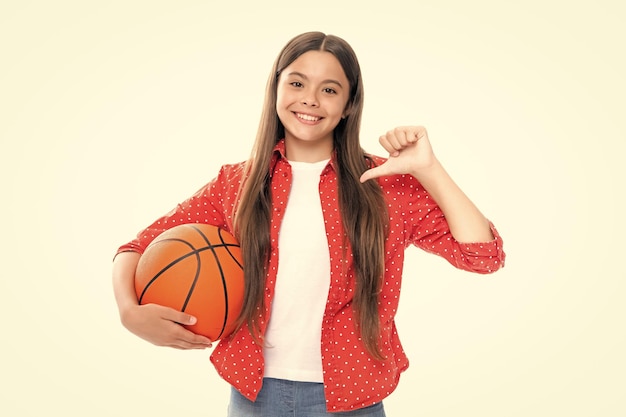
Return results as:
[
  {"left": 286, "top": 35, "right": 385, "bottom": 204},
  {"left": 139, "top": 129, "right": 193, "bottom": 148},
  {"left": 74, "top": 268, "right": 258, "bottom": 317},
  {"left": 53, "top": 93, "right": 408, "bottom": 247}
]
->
[
  {"left": 217, "top": 228, "right": 244, "bottom": 270},
  {"left": 138, "top": 238, "right": 201, "bottom": 305},
  {"left": 181, "top": 248, "right": 201, "bottom": 312},
  {"left": 191, "top": 225, "right": 230, "bottom": 339},
  {"left": 138, "top": 240, "right": 236, "bottom": 306}
]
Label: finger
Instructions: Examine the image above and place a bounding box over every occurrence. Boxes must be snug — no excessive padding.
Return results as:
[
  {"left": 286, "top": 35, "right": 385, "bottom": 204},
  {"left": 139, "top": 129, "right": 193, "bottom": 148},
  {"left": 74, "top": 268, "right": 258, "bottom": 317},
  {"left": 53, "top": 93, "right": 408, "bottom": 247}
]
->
[
  {"left": 384, "top": 128, "right": 417, "bottom": 156},
  {"left": 393, "top": 127, "right": 410, "bottom": 144},
  {"left": 396, "top": 128, "right": 421, "bottom": 147},
  {"left": 169, "top": 339, "right": 212, "bottom": 350},
  {"left": 379, "top": 134, "right": 400, "bottom": 157},
  {"left": 159, "top": 306, "right": 213, "bottom": 346},
  {"left": 174, "top": 336, "right": 213, "bottom": 349},
  {"left": 171, "top": 316, "right": 214, "bottom": 345},
  {"left": 169, "top": 324, "right": 213, "bottom": 348},
  {"left": 383, "top": 131, "right": 403, "bottom": 154},
  {"left": 411, "top": 126, "right": 427, "bottom": 142},
  {"left": 185, "top": 331, "right": 213, "bottom": 346},
  {"left": 158, "top": 305, "right": 198, "bottom": 326},
  {"left": 360, "top": 165, "right": 388, "bottom": 183}
]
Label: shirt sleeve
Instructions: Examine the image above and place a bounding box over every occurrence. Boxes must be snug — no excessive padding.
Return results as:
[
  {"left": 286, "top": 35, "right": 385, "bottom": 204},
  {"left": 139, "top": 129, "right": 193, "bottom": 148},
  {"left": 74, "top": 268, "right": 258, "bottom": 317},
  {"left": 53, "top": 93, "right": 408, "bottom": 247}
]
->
[
  {"left": 402, "top": 175, "right": 506, "bottom": 274},
  {"left": 115, "top": 163, "right": 241, "bottom": 257}
]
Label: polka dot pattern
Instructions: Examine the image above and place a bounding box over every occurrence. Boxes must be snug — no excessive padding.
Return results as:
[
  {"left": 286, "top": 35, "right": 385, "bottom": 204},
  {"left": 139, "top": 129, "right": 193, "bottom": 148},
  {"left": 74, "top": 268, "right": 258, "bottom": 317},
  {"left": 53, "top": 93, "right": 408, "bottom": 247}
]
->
[{"left": 116, "top": 141, "right": 505, "bottom": 413}]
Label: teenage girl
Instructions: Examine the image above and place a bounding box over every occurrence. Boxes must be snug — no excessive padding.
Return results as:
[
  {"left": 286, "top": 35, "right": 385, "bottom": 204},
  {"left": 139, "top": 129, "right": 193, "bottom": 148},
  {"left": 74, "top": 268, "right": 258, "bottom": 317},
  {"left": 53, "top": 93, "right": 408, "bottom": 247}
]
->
[{"left": 112, "top": 31, "right": 505, "bottom": 416}]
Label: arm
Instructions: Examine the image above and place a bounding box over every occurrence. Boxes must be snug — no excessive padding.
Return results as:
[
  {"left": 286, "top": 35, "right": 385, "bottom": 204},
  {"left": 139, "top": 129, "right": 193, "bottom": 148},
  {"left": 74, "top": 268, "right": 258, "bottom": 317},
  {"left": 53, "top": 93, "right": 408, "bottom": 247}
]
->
[
  {"left": 360, "top": 126, "right": 494, "bottom": 243},
  {"left": 409, "top": 158, "right": 493, "bottom": 243},
  {"left": 112, "top": 251, "right": 213, "bottom": 349},
  {"left": 113, "top": 163, "right": 241, "bottom": 347}
]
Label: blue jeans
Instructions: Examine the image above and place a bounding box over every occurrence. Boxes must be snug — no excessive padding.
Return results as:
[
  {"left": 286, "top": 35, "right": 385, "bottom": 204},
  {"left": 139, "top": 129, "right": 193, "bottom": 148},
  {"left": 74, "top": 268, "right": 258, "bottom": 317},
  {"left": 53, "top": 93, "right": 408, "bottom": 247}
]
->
[{"left": 227, "top": 378, "right": 387, "bottom": 416}]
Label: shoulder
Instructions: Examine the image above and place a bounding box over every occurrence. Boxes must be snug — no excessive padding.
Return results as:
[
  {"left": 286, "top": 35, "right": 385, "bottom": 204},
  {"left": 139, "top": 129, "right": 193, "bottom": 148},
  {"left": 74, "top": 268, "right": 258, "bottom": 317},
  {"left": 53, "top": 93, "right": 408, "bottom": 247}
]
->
[
  {"left": 196, "top": 161, "right": 248, "bottom": 197},
  {"left": 214, "top": 160, "right": 248, "bottom": 181}
]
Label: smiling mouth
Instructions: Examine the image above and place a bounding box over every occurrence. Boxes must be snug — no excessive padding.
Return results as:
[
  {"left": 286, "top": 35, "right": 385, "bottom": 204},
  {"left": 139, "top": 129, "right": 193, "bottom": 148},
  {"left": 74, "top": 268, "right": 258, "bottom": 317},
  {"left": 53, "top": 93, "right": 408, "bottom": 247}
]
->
[{"left": 295, "top": 112, "right": 321, "bottom": 122}]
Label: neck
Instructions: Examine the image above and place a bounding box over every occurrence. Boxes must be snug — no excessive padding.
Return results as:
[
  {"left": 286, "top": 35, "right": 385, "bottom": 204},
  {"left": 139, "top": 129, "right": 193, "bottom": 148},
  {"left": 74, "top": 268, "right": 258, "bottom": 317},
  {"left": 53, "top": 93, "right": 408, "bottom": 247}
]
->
[{"left": 284, "top": 137, "right": 333, "bottom": 163}]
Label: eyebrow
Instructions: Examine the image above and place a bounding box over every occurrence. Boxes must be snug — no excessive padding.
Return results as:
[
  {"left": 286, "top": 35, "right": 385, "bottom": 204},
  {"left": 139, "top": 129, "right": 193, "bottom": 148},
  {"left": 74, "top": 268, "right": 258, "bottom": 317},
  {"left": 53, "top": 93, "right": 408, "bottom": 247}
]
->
[{"left": 286, "top": 71, "right": 345, "bottom": 89}]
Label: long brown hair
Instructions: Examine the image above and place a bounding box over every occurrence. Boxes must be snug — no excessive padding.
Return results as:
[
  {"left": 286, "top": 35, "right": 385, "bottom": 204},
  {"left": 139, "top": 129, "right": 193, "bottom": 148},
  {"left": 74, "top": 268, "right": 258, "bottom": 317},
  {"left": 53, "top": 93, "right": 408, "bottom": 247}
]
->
[{"left": 233, "top": 32, "right": 388, "bottom": 360}]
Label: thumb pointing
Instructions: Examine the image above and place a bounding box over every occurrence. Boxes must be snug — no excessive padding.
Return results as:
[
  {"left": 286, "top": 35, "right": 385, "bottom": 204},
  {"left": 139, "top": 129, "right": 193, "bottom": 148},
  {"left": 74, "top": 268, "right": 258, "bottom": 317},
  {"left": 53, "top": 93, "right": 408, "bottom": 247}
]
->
[{"left": 360, "top": 166, "right": 383, "bottom": 183}]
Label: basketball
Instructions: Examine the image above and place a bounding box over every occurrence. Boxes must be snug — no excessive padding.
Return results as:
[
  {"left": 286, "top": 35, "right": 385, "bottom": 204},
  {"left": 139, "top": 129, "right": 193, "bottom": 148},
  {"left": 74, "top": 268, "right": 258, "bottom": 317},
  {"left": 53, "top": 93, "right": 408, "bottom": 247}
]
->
[{"left": 134, "top": 223, "right": 244, "bottom": 341}]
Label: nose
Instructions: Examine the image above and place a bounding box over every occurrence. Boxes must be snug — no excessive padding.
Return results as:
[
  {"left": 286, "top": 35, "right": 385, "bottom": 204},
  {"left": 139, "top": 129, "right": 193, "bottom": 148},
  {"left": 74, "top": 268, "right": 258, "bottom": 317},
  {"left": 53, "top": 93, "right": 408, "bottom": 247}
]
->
[{"left": 301, "top": 88, "right": 319, "bottom": 107}]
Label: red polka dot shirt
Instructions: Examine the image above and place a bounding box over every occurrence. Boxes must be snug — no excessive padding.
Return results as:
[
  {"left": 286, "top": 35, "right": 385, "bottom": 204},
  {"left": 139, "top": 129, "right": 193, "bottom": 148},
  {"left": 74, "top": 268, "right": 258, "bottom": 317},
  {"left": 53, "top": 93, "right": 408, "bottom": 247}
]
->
[{"left": 117, "top": 140, "right": 506, "bottom": 412}]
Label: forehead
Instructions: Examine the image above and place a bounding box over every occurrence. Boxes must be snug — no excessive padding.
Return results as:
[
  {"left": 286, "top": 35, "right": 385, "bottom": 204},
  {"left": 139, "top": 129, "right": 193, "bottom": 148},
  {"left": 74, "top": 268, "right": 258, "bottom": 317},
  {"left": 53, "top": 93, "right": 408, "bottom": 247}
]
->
[{"left": 282, "top": 50, "right": 348, "bottom": 84}]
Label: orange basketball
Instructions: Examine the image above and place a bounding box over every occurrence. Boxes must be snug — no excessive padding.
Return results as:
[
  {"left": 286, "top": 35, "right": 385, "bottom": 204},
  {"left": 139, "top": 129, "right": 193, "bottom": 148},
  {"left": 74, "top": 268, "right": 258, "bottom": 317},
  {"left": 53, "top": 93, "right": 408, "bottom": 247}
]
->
[{"left": 134, "top": 223, "right": 244, "bottom": 341}]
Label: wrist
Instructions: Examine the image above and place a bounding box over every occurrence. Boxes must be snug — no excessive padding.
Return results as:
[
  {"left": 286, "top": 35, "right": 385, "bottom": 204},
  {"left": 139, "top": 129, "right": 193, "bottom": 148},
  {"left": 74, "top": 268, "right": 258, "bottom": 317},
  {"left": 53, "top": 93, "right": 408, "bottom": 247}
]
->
[
  {"left": 410, "top": 157, "right": 444, "bottom": 182},
  {"left": 119, "top": 302, "right": 142, "bottom": 331}
]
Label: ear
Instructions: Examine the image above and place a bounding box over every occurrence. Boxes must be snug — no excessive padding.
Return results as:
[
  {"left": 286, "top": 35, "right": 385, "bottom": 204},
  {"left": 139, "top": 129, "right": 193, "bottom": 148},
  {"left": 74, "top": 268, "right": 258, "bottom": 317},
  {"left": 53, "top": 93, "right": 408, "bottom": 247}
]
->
[{"left": 342, "top": 103, "right": 352, "bottom": 119}]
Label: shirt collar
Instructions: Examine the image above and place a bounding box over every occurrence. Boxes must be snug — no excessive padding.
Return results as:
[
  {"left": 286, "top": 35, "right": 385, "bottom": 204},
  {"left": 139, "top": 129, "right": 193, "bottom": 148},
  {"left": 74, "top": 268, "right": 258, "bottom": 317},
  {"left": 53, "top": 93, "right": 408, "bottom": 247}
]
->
[{"left": 270, "top": 139, "right": 337, "bottom": 175}]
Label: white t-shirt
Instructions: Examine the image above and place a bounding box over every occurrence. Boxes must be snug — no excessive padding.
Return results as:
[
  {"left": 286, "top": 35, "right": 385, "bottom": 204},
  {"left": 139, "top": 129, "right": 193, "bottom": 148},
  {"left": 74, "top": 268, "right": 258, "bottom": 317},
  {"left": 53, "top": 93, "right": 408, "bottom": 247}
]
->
[{"left": 263, "top": 159, "right": 331, "bottom": 383}]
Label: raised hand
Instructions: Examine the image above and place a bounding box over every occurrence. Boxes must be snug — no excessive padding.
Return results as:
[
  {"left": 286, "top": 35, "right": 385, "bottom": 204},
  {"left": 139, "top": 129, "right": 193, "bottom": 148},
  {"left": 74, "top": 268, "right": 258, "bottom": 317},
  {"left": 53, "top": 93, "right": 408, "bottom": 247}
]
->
[{"left": 360, "top": 126, "right": 436, "bottom": 182}]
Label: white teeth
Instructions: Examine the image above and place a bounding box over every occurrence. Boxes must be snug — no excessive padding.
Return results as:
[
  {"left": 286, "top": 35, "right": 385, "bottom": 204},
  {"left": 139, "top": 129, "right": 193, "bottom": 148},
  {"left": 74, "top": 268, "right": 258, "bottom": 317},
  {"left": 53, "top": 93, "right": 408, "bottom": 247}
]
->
[{"left": 297, "top": 113, "right": 319, "bottom": 122}]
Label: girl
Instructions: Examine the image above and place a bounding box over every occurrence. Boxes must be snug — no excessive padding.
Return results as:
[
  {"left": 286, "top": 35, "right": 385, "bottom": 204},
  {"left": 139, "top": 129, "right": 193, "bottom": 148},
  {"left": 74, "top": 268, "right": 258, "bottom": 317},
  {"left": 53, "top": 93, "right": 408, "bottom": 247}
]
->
[{"left": 112, "top": 31, "right": 505, "bottom": 416}]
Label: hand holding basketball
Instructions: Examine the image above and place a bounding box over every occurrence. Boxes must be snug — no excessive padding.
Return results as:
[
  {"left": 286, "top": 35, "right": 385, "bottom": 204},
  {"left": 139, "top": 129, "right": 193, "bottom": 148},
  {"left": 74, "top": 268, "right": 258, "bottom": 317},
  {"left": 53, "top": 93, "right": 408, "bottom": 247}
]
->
[{"left": 120, "top": 303, "right": 213, "bottom": 349}]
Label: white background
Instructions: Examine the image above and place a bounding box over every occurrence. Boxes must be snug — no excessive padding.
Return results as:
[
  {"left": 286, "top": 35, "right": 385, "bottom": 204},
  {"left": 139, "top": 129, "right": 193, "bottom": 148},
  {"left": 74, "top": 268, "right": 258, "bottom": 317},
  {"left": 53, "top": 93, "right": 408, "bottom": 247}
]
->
[{"left": 1, "top": 1, "right": 624, "bottom": 415}]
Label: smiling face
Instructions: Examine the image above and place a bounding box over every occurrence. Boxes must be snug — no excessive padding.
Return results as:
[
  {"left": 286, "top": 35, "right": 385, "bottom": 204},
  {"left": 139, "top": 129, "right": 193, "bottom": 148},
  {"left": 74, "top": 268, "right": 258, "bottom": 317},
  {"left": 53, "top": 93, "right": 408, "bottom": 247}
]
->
[{"left": 276, "top": 50, "right": 351, "bottom": 162}]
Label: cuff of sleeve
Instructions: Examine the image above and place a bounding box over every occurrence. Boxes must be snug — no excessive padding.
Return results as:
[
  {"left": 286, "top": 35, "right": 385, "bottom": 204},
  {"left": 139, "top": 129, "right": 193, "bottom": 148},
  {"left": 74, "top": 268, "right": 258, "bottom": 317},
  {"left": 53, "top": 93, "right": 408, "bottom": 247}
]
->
[
  {"left": 113, "top": 244, "right": 144, "bottom": 262},
  {"left": 457, "top": 222, "right": 506, "bottom": 273}
]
